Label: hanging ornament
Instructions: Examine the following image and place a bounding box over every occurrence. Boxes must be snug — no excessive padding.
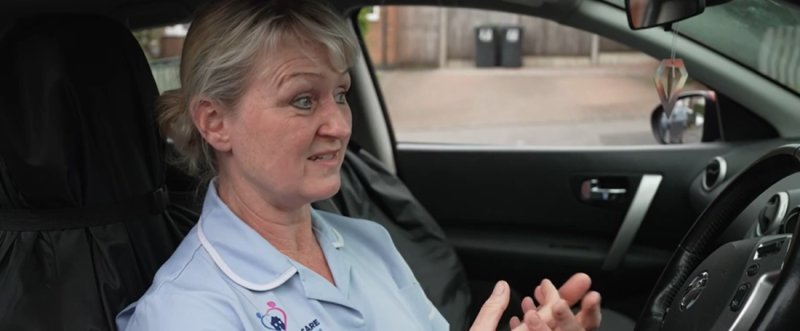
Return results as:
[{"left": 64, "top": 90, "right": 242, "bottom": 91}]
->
[{"left": 655, "top": 24, "right": 688, "bottom": 119}]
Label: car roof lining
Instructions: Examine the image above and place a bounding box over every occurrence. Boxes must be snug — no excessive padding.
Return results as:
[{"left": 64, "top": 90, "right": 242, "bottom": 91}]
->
[{"left": 0, "top": 0, "right": 584, "bottom": 29}]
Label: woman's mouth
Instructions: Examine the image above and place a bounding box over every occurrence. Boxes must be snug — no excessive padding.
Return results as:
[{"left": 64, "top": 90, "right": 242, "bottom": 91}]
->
[
  {"left": 309, "top": 154, "right": 335, "bottom": 161},
  {"left": 308, "top": 151, "right": 338, "bottom": 164}
]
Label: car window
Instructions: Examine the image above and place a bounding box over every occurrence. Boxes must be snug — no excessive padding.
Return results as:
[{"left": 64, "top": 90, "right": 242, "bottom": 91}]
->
[
  {"left": 605, "top": 0, "right": 800, "bottom": 94},
  {"left": 358, "top": 6, "right": 710, "bottom": 146},
  {"left": 134, "top": 24, "right": 187, "bottom": 94}
]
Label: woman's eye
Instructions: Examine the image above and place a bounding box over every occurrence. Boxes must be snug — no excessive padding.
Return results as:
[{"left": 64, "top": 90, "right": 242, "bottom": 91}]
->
[
  {"left": 334, "top": 92, "right": 348, "bottom": 104},
  {"left": 292, "top": 96, "right": 312, "bottom": 110}
]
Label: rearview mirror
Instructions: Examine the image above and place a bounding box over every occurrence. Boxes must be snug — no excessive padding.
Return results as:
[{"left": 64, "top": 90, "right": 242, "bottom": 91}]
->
[
  {"left": 626, "top": 0, "right": 706, "bottom": 30},
  {"left": 651, "top": 91, "right": 719, "bottom": 144}
]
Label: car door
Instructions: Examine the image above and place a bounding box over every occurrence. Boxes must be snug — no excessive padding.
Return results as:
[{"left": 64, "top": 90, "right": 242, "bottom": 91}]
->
[{"left": 351, "top": 4, "right": 782, "bottom": 317}]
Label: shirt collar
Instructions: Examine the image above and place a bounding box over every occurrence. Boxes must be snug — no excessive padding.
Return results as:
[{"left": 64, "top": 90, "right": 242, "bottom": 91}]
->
[
  {"left": 311, "top": 208, "right": 345, "bottom": 249},
  {"left": 196, "top": 179, "right": 344, "bottom": 291}
]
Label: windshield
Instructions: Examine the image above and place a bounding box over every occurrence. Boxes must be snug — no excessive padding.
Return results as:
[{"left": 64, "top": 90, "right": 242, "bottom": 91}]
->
[{"left": 606, "top": 0, "right": 800, "bottom": 93}]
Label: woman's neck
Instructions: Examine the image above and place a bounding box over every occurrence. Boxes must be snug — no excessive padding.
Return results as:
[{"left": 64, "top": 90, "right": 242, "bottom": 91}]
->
[
  {"left": 214, "top": 173, "right": 336, "bottom": 286},
  {"left": 215, "top": 175, "right": 317, "bottom": 261}
]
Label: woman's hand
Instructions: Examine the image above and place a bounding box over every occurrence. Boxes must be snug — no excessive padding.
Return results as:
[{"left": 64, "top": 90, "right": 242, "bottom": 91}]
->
[
  {"left": 469, "top": 280, "right": 594, "bottom": 331},
  {"left": 512, "top": 303, "right": 593, "bottom": 331},
  {"left": 509, "top": 273, "right": 602, "bottom": 331}
]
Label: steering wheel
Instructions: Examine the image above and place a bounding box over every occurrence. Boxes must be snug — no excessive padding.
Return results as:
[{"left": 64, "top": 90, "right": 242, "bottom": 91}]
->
[{"left": 634, "top": 144, "right": 800, "bottom": 331}]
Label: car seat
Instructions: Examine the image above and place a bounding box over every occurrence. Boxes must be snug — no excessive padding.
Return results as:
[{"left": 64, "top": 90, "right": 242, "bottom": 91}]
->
[{"left": 0, "top": 15, "right": 197, "bottom": 330}]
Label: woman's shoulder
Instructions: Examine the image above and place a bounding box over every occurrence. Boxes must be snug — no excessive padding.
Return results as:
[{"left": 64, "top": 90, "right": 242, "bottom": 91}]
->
[
  {"left": 117, "top": 226, "right": 244, "bottom": 330},
  {"left": 136, "top": 226, "right": 238, "bottom": 296},
  {"left": 117, "top": 275, "right": 244, "bottom": 330},
  {"left": 149, "top": 227, "right": 222, "bottom": 290}
]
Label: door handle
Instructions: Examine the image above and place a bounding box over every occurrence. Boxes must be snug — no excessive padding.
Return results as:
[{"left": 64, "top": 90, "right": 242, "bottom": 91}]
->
[{"left": 581, "top": 179, "right": 627, "bottom": 201}]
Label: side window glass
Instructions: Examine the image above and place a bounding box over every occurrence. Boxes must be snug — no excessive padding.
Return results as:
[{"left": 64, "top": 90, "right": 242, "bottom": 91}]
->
[
  {"left": 134, "top": 24, "right": 187, "bottom": 94},
  {"left": 358, "top": 6, "right": 711, "bottom": 146}
]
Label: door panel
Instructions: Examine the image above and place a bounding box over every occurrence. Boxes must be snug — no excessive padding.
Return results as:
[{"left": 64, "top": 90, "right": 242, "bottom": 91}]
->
[{"left": 393, "top": 142, "right": 739, "bottom": 315}]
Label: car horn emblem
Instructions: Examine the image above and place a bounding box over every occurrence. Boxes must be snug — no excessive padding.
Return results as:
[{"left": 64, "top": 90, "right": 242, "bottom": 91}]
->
[{"left": 680, "top": 271, "right": 709, "bottom": 311}]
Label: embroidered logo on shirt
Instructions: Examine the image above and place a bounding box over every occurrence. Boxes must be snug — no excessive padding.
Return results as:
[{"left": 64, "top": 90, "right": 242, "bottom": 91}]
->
[
  {"left": 256, "top": 301, "right": 288, "bottom": 331},
  {"left": 300, "top": 319, "right": 321, "bottom": 331}
]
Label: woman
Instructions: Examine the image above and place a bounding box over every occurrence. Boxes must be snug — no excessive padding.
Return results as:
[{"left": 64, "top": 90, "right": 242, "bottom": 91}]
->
[{"left": 116, "top": 0, "right": 603, "bottom": 330}]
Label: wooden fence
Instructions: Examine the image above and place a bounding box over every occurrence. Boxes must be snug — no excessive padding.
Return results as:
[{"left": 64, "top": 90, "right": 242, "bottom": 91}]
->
[{"left": 391, "top": 6, "right": 632, "bottom": 67}]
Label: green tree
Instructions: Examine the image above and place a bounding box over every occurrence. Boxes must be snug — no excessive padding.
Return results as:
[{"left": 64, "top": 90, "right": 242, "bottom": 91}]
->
[{"left": 357, "top": 7, "right": 372, "bottom": 35}]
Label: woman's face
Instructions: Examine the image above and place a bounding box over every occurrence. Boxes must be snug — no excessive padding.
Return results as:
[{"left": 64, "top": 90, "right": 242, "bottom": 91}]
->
[{"left": 221, "top": 41, "right": 352, "bottom": 209}]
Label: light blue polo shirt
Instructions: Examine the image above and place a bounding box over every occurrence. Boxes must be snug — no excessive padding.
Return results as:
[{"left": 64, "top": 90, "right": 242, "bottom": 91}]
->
[{"left": 115, "top": 180, "right": 449, "bottom": 331}]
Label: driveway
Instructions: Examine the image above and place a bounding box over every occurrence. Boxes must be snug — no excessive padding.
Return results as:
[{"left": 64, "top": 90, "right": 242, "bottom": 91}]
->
[{"left": 377, "top": 60, "right": 699, "bottom": 146}]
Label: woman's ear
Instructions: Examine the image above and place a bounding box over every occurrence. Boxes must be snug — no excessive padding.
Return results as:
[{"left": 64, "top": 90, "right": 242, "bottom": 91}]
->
[{"left": 191, "top": 97, "right": 232, "bottom": 152}]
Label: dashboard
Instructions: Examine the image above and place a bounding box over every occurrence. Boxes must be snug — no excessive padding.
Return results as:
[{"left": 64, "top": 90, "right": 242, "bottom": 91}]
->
[{"left": 688, "top": 139, "right": 800, "bottom": 245}]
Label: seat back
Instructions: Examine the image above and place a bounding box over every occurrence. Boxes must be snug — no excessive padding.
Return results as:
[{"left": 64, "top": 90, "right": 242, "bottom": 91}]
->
[
  {"left": 0, "top": 15, "right": 196, "bottom": 330},
  {"left": 313, "top": 145, "right": 472, "bottom": 331}
]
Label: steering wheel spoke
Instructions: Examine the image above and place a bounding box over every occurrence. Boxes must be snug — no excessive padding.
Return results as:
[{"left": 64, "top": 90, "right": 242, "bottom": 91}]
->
[
  {"left": 660, "top": 235, "right": 790, "bottom": 331},
  {"left": 730, "top": 270, "right": 780, "bottom": 330}
]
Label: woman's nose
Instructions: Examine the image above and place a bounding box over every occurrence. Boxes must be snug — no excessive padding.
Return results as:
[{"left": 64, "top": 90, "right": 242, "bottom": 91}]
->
[{"left": 317, "top": 101, "right": 351, "bottom": 139}]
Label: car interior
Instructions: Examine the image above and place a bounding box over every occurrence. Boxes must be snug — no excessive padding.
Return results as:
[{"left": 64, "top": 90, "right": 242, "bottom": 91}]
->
[{"left": 2, "top": 0, "right": 800, "bottom": 330}]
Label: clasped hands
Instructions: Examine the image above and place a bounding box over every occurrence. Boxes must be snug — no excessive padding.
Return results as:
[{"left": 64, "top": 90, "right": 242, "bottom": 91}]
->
[{"left": 470, "top": 273, "right": 602, "bottom": 331}]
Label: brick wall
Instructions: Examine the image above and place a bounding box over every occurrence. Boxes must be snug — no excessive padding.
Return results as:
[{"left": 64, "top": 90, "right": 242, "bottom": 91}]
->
[{"left": 159, "top": 36, "right": 184, "bottom": 59}]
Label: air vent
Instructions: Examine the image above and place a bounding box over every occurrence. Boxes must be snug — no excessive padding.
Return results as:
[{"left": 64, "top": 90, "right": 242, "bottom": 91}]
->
[
  {"left": 781, "top": 207, "right": 800, "bottom": 235},
  {"left": 756, "top": 192, "right": 788, "bottom": 236},
  {"left": 702, "top": 156, "right": 727, "bottom": 191}
]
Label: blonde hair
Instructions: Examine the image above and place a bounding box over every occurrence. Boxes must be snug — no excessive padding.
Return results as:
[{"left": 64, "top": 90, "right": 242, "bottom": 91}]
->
[{"left": 158, "top": 0, "right": 360, "bottom": 181}]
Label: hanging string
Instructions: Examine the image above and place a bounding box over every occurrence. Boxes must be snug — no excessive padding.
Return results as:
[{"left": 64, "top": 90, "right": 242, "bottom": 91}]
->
[
  {"left": 671, "top": 24, "right": 679, "bottom": 61},
  {"left": 671, "top": 23, "right": 680, "bottom": 79}
]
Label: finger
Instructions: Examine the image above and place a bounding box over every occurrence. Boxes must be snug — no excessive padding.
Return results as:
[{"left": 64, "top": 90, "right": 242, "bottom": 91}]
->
[
  {"left": 553, "top": 299, "right": 583, "bottom": 331},
  {"left": 470, "top": 281, "right": 511, "bottom": 331},
  {"left": 535, "top": 280, "right": 560, "bottom": 328},
  {"left": 541, "top": 279, "right": 560, "bottom": 305},
  {"left": 522, "top": 296, "right": 537, "bottom": 313},
  {"left": 558, "top": 273, "right": 592, "bottom": 307},
  {"left": 536, "top": 279, "right": 566, "bottom": 329},
  {"left": 576, "top": 291, "right": 602, "bottom": 331},
  {"left": 517, "top": 310, "right": 552, "bottom": 331},
  {"left": 535, "top": 286, "right": 544, "bottom": 305},
  {"left": 536, "top": 305, "right": 554, "bottom": 329},
  {"left": 510, "top": 316, "right": 522, "bottom": 329}
]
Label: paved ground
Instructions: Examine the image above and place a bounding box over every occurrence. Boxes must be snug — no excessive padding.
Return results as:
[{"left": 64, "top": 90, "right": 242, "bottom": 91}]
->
[{"left": 377, "top": 57, "right": 705, "bottom": 146}]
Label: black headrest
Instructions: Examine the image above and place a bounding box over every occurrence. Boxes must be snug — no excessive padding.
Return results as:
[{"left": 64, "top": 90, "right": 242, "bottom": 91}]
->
[{"left": 0, "top": 15, "right": 165, "bottom": 209}]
